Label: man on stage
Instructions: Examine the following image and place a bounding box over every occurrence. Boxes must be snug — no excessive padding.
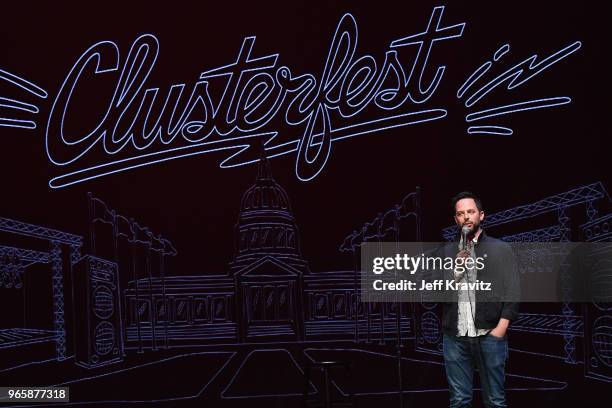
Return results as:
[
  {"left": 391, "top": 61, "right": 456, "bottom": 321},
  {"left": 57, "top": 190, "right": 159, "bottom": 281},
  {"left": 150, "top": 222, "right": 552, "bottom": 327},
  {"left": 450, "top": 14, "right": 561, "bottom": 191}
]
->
[{"left": 442, "top": 191, "right": 520, "bottom": 408}]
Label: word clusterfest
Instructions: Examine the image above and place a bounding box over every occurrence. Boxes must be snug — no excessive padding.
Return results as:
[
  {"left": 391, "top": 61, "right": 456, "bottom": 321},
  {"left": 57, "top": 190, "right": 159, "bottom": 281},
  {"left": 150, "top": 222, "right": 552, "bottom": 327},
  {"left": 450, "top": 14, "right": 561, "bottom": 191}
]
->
[
  {"left": 45, "top": 6, "right": 578, "bottom": 188},
  {"left": 45, "top": 6, "right": 462, "bottom": 188}
]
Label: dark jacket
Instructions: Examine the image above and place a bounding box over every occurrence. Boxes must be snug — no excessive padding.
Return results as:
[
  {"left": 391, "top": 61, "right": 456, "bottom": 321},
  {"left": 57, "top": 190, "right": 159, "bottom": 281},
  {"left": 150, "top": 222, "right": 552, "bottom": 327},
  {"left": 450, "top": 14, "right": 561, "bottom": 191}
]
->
[{"left": 439, "top": 230, "right": 520, "bottom": 336}]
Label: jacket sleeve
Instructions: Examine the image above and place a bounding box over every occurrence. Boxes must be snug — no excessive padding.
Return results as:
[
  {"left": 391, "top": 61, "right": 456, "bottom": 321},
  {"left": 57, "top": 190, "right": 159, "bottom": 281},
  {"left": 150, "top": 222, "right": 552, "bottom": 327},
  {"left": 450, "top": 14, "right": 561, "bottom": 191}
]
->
[{"left": 500, "top": 243, "right": 521, "bottom": 322}]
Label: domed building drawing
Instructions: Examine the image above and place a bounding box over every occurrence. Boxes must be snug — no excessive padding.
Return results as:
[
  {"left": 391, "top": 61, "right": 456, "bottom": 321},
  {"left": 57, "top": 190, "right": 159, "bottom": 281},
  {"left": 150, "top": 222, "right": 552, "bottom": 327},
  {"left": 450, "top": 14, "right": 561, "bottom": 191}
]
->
[
  {"left": 120, "top": 147, "right": 398, "bottom": 348},
  {"left": 230, "top": 148, "right": 308, "bottom": 342}
]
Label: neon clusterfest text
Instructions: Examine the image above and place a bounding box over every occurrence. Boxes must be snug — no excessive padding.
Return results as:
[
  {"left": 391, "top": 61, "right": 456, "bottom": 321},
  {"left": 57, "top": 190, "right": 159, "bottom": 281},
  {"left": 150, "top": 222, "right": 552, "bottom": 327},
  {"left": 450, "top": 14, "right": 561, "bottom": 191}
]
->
[{"left": 45, "top": 7, "right": 464, "bottom": 188}]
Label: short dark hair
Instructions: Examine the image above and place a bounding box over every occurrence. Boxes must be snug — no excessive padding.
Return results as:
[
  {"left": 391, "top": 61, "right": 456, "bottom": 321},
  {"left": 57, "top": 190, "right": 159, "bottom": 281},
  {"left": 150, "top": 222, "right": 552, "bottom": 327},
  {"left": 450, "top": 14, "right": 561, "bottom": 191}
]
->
[{"left": 452, "top": 191, "right": 483, "bottom": 214}]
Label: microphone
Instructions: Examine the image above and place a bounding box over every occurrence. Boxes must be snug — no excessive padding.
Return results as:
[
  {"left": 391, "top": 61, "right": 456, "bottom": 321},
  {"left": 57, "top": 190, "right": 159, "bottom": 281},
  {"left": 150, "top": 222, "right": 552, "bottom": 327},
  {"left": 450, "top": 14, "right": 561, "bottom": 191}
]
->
[{"left": 461, "top": 225, "right": 471, "bottom": 251}]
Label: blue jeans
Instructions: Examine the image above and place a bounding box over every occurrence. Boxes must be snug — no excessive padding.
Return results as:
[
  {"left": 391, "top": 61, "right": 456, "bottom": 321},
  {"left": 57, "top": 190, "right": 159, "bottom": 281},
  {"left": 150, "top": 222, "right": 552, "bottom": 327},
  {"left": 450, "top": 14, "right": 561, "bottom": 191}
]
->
[{"left": 443, "top": 333, "right": 509, "bottom": 408}]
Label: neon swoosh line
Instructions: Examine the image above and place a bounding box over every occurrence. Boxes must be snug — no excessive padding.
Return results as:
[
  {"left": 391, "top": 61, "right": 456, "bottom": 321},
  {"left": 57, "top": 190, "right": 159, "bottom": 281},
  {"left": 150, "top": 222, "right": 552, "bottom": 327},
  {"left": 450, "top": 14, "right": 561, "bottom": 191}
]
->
[
  {"left": 0, "top": 118, "right": 37, "bottom": 129},
  {"left": 465, "top": 97, "right": 571, "bottom": 122},
  {"left": 467, "top": 125, "right": 513, "bottom": 136},
  {"left": 0, "top": 96, "right": 39, "bottom": 113},
  {"left": 48, "top": 108, "right": 446, "bottom": 188},
  {"left": 0, "top": 69, "right": 48, "bottom": 99}
]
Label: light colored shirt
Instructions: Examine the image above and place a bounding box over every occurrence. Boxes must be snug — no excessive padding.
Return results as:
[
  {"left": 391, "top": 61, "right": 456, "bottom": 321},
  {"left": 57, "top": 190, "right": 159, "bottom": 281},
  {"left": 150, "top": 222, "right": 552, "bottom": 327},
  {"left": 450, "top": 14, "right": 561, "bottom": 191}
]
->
[{"left": 455, "top": 233, "right": 490, "bottom": 337}]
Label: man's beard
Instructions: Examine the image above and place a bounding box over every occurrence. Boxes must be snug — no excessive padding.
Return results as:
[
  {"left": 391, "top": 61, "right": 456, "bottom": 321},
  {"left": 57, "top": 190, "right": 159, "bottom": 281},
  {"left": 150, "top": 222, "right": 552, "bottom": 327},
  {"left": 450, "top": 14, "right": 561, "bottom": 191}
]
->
[{"left": 463, "top": 221, "right": 480, "bottom": 235}]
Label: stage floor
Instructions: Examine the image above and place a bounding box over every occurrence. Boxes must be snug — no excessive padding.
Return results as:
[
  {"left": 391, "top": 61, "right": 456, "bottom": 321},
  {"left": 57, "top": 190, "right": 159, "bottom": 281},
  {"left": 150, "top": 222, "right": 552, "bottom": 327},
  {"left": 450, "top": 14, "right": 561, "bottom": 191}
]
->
[{"left": 0, "top": 342, "right": 607, "bottom": 407}]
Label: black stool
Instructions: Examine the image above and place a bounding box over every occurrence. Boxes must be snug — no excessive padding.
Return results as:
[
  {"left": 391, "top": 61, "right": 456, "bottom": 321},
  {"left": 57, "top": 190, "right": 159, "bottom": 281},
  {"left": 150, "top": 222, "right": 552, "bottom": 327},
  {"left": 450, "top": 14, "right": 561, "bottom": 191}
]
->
[{"left": 303, "top": 360, "right": 353, "bottom": 408}]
